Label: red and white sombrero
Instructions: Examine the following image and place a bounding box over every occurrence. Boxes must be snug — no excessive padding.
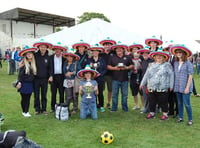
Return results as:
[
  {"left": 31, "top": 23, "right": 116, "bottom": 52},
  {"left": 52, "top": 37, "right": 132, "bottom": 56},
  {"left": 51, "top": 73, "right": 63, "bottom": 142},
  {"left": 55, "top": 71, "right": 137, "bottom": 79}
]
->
[
  {"left": 111, "top": 42, "right": 128, "bottom": 51},
  {"left": 137, "top": 48, "right": 151, "bottom": 54},
  {"left": 170, "top": 44, "right": 192, "bottom": 57},
  {"left": 89, "top": 44, "right": 105, "bottom": 53},
  {"left": 62, "top": 48, "right": 80, "bottom": 61},
  {"left": 145, "top": 36, "right": 163, "bottom": 46},
  {"left": 33, "top": 39, "right": 53, "bottom": 49},
  {"left": 149, "top": 51, "right": 170, "bottom": 61},
  {"left": 72, "top": 40, "right": 90, "bottom": 50},
  {"left": 128, "top": 43, "right": 144, "bottom": 52},
  {"left": 19, "top": 47, "right": 37, "bottom": 57},
  {"left": 99, "top": 37, "right": 117, "bottom": 46},
  {"left": 52, "top": 45, "right": 67, "bottom": 52},
  {"left": 77, "top": 64, "right": 100, "bottom": 78}
]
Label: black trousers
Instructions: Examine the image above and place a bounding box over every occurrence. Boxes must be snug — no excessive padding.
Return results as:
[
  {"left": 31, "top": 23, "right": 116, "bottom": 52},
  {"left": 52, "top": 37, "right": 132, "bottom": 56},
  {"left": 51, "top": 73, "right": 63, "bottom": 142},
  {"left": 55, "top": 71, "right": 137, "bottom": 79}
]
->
[
  {"left": 148, "top": 91, "right": 169, "bottom": 113},
  {"left": 20, "top": 93, "right": 31, "bottom": 113},
  {"left": 168, "top": 91, "right": 178, "bottom": 115},
  {"left": 50, "top": 74, "right": 64, "bottom": 111},
  {"left": 34, "top": 78, "right": 48, "bottom": 112},
  {"left": 9, "top": 59, "right": 15, "bottom": 75},
  {"left": 97, "top": 81, "right": 104, "bottom": 108}
]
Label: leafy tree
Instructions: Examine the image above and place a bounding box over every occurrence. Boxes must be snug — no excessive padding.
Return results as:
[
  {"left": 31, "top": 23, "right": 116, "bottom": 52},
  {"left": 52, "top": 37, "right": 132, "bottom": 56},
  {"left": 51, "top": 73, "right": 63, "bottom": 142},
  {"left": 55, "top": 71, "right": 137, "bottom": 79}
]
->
[{"left": 77, "top": 12, "right": 111, "bottom": 24}]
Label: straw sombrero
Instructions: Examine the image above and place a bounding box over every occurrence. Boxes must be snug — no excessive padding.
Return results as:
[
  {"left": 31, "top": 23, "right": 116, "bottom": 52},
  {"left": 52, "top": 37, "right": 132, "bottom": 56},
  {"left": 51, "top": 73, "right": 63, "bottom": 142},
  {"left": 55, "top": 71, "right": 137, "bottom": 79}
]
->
[
  {"left": 111, "top": 41, "right": 128, "bottom": 51},
  {"left": 170, "top": 44, "right": 192, "bottom": 57},
  {"left": 99, "top": 37, "right": 117, "bottom": 46},
  {"left": 128, "top": 43, "right": 144, "bottom": 52},
  {"left": 77, "top": 64, "right": 100, "bottom": 78},
  {"left": 149, "top": 48, "right": 170, "bottom": 61},
  {"left": 33, "top": 39, "right": 53, "bottom": 49},
  {"left": 62, "top": 48, "right": 80, "bottom": 61},
  {"left": 145, "top": 36, "right": 163, "bottom": 46},
  {"left": 72, "top": 40, "right": 90, "bottom": 50},
  {"left": 19, "top": 46, "right": 37, "bottom": 57},
  {"left": 52, "top": 42, "right": 67, "bottom": 52},
  {"left": 89, "top": 44, "right": 105, "bottom": 53}
]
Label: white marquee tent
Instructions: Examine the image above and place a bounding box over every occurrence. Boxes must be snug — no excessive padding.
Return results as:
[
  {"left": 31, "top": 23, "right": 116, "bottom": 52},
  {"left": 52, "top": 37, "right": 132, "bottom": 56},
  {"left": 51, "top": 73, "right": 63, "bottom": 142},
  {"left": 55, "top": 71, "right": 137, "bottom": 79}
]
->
[{"left": 36, "top": 18, "right": 146, "bottom": 48}]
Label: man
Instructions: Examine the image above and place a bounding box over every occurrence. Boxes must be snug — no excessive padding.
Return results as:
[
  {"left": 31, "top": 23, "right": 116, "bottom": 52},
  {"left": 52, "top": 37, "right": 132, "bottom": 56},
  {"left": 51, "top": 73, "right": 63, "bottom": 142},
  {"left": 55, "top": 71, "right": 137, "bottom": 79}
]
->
[
  {"left": 33, "top": 40, "right": 53, "bottom": 115},
  {"left": 107, "top": 43, "right": 133, "bottom": 112},
  {"left": 49, "top": 44, "right": 67, "bottom": 112},
  {"left": 99, "top": 37, "right": 116, "bottom": 109},
  {"left": 8, "top": 47, "right": 16, "bottom": 75}
]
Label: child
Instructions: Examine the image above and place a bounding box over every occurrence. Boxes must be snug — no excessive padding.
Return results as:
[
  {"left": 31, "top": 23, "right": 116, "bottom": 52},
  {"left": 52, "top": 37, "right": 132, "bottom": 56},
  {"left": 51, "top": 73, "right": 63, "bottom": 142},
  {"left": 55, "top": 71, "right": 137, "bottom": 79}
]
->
[
  {"left": 63, "top": 49, "right": 81, "bottom": 114},
  {"left": 16, "top": 46, "right": 37, "bottom": 117},
  {"left": 77, "top": 65, "right": 99, "bottom": 119}
]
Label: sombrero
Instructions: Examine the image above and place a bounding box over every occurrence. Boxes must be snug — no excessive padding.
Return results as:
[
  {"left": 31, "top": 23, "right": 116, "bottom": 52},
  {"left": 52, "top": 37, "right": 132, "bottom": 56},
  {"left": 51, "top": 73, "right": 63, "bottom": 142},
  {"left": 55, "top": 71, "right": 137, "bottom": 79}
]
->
[
  {"left": 19, "top": 46, "right": 37, "bottom": 57},
  {"left": 137, "top": 46, "right": 151, "bottom": 54},
  {"left": 128, "top": 43, "right": 144, "bottom": 52},
  {"left": 89, "top": 44, "right": 105, "bottom": 53},
  {"left": 72, "top": 40, "right": 90, "bottom": 50},
  {"left": 62, "top": 48, "right": 80, "bottom": 61},
  {"left": 33, "top": 39, "right": 53, "bottom": 49},
  {"left": 99, "top": 37, "right": 117, "bottom": 46},
  {"left": 145, "top": 36, "right": 163, "bottom": 46},
  {"left": 111, "top": 41, "right": 128, "bottom": 51},
  {"left": 77, "top": 64, "right": 100, "bottom": 78},
  {"left": 149, "top": 48, "right": 170, "bottom": 61},
  {"left": 170, "top": 44, "right": 192, "bottom": 57},
  {"left": 52, "top": 42, "right": 67, "bottom": 52}
]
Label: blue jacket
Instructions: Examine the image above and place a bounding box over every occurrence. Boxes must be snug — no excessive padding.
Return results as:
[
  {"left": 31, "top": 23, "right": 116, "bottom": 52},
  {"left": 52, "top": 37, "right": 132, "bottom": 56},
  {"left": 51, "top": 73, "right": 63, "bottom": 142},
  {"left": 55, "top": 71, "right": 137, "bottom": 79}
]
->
[{"left": 63, "top": 61, "right": 81, "bottom": 80}]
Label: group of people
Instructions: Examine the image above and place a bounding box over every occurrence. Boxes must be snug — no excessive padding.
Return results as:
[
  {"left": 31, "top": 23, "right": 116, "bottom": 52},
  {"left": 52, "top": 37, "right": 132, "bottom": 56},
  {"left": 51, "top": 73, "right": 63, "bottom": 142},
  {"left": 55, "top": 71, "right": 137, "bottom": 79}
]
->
[{"left": 14, "top": 36, "right": 198, "bottom": 125}]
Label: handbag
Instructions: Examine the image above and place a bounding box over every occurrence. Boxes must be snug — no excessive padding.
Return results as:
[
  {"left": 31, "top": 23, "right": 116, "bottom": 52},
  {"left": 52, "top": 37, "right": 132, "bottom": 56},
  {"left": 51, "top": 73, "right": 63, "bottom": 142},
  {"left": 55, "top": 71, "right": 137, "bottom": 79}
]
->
[
  {"left": 63, "top": 79, "right": 74, "bottom": 88},
  {"left": 55, "top": 103, "right": 69, "bottom": 121}
]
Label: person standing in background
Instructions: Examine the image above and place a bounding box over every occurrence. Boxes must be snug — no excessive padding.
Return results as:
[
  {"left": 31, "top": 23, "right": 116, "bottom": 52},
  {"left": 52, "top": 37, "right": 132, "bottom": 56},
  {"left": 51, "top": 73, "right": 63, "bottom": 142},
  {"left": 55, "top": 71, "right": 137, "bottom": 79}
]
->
[{"left": 8, "top": 47, "right": 16, "bottom": 75}]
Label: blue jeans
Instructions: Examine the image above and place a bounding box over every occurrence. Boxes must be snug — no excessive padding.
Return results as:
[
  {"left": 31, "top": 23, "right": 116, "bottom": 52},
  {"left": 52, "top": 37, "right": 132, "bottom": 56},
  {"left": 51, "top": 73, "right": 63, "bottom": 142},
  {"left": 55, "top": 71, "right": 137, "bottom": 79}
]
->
[
  {"left": 80, "top": 101, "right": 97, "bottom": 120},
  {"left": 197, "top": 64, "right": 200, "bottom": 75},
  {"left": 111, "top": 80, "right": 128, "bottom": 112},
  {"left": 176, "top": 92, "right": 192, "bottom": 121}
]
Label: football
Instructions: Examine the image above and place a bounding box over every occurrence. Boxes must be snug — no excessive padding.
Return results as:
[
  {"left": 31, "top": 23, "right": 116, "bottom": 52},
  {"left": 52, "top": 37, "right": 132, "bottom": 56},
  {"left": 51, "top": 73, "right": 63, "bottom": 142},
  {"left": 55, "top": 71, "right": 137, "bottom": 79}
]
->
[{"left": 101, "top": 131, "right": 114, "bottom": 144}]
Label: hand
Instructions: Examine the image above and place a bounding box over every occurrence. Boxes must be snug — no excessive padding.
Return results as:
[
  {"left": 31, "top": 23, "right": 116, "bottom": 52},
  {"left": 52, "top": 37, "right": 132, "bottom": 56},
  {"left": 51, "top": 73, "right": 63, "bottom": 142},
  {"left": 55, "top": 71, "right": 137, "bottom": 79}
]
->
[
  {"left": 18, "top": 60, "right": 24, "bottom": 68},
  {"left": 184, "top": 88, "right": 189, "bottom": 94},
  {"left": 120, "top": 66, "right": 126, "bottom": 71},
  {"left": 48, "top": 76, "right": 53, "bottom": 83},
  {"left": 16, "top": 82, "right": 21, "bottom": 90},
  {"left": 115, "top": 66, "right": 121, "bottom": 71},
  {"left": 139, "top": 85, "right": 143, "bottom": 90},
  {"left": 66, "top": 72, "right": 73, "bottom": 77},
  {"left": 169, "top": 88, "right": 173, "bottom": 92}
]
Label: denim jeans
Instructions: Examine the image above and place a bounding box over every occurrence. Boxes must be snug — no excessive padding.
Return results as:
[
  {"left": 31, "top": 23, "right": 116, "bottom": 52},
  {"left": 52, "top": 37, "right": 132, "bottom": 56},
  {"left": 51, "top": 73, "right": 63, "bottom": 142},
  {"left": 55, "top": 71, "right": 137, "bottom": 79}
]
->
[
  {"left": 176, "top": 92, "right": 192, "bottom": 121},
  {"left": 197, "top": 64, "right": 200, "bottom": 75},
  {"left": 80, "top": 100, "right": 97, "bottom": 120},
  {"left": 111, "top": 80, "right": 128, "bottom": 112}
]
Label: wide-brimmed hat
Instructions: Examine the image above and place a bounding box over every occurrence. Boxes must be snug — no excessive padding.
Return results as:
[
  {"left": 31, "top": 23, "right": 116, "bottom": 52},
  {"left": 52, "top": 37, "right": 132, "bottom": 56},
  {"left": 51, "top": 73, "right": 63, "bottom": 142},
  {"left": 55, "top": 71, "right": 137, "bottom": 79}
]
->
[
  {"left": 137, "top": 46, "right": 151, "bottom": 54},
  {"left": 149, "top": 48, "right": 170, "bottom": 61},
  {"left": 145, "top": 36, "right": 163, "bottom": 46},
  {"left": 170, "top": 44, "right": 192, "bottom": 57},
  {"left": 111, "top": 41, "right": 128, "bottom": 51},
  {"left": 19, "top": 45, "right": 37, "bottom": 57},
  {"left": 72, "top": 40, "right": 90, "bottom": 50},
  {"left": 77, "top": 64, "right": 100, "bottom": 78},
  {"left": 62, "top": 48, "right": 80, "bottom": 61},
  {"left": 128, "top": 43, "right": 144, "bottom": 52},
  {"left": 89, "top": 44, "right": 105, "bottom": 53},
  {"left": 33, "top": 39, "right": 53, "bottom": 49},
  {"left": 99, "top": 37, "right": 117, "bottom": 46},
  {"left": 52, "top": 42, "right": 67, "bottom": 52}
]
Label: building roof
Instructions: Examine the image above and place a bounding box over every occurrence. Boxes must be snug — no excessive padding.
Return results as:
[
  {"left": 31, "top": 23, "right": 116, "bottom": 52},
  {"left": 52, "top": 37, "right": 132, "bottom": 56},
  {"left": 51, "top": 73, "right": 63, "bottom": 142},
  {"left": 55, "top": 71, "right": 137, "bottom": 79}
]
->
[{"left": 0, "top": 7, "right": 75, "bottom": 27}]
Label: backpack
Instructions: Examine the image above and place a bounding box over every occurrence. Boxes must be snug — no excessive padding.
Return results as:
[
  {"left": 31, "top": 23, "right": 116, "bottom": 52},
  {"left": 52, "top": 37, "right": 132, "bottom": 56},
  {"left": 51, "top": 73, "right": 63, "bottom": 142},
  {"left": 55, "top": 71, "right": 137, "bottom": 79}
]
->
[
  {"left": 13, "top": 136, "right": 42, "bottom": 148},
  {"left": 55, "top": 103, "right": 70, "bottom": 121}
]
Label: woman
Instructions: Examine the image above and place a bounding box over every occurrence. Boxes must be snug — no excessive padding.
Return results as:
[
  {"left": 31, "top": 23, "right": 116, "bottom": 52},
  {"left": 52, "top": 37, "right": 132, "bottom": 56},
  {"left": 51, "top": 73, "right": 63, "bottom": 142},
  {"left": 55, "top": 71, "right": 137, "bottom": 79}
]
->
[
  {"left": 140, "top": 50, "right": 174, "bottom": 120},
  {"left": 16, "top": 47, "right": 37, "bottom": 117},
  {"left": 170, "top": 45, "right": 194, "bottom": 125},
  {"left": 145, "top": 36, "right": 163, "bottom": 51},
  {"left": 87, "top": 44, "right": 107, "bottom": 112},
  {"left": 128, "top": 43, "right": 144, "bottom": 110},
  {"left": 63, "top": 48, "right": 81, "bottom": 114}
]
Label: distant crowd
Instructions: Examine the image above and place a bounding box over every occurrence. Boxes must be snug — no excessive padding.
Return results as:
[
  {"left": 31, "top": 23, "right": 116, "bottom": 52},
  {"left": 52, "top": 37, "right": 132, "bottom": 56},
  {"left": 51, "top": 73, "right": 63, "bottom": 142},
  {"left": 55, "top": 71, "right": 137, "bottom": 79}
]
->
[{"left": 3, "top": 36, "right": 200, "bottom": 125}]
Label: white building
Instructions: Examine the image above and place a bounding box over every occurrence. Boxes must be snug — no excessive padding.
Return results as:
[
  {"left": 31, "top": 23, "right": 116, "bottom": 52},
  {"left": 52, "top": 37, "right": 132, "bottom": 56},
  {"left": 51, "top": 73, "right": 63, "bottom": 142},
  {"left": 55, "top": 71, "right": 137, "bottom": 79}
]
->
[{"left": 0, "top": 8, "right": 75, "bottom": 55}]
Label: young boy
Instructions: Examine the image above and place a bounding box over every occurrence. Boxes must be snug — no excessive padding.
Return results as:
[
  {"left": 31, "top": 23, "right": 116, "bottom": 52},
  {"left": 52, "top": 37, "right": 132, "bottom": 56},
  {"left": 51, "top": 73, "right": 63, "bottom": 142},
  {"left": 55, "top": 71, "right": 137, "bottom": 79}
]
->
[{"left": 77, "top": 65, "right": 100, "bottom": 119}]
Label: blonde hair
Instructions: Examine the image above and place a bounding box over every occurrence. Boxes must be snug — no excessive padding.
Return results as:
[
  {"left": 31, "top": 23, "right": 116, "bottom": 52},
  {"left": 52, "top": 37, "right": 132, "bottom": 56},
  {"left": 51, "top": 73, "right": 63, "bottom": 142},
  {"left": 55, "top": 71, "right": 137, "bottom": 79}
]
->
[{"left": 24, "top": 53, "right": 37, "bottom": 75}]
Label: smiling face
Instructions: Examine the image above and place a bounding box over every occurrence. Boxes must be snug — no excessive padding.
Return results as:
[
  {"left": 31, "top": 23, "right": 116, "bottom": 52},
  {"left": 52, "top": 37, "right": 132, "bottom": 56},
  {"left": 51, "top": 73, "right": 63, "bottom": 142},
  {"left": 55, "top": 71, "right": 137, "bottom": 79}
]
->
[
  {"left": 91, "top": 50, "right": 100, "bottom": 57},
  {"left": 84, "top": 71, "right": 93, "bottom": 79},
  {"left": 39, "top": 44, "right": 48, "bottom": 54},
  {"left": 103, "top": 42, "right": 112, "bottom": 52},
  {"left": 78, "top": 45, "right": 87, "bottom": 54},
  {"left": 25, "top": 52, "right": 34, "bottom": 60},
  {"left": 154, "top": 54, "right": 165, "bottom": 63},
  {"left": 149, "top": 41, "right": 158, "bottom": 48},
  {"left": 115, "top": 47, "right": 124, "bottom": 56},
  {"left": 66, "top": 55, "right": 74, "bottom": 63},
  {"left": 54, "top": 48, "right": 62, "bottom": 56}
]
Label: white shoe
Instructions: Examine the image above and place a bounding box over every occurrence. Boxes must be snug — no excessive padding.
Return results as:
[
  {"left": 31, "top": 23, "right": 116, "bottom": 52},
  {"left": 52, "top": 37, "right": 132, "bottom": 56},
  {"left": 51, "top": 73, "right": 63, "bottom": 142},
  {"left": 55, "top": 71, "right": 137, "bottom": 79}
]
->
[
  {"left": 132, "top": 106, "right": 140, "bottom": 110},
  {"left": 26, "top": 112, "right": 31, "bottom": 117},
  {"left": 22, "top": 112, "right": 26, "bottom": 116},
  {"left": 23, "top": 112, "right": 31, "bottom": 117}
]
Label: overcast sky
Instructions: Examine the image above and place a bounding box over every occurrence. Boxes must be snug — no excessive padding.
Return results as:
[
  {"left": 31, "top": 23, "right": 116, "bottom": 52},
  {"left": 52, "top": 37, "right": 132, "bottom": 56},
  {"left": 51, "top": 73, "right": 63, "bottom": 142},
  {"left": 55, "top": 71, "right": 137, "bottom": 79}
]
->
[{"left": 1, "top": 0, "right": 200, "bottom": 41}]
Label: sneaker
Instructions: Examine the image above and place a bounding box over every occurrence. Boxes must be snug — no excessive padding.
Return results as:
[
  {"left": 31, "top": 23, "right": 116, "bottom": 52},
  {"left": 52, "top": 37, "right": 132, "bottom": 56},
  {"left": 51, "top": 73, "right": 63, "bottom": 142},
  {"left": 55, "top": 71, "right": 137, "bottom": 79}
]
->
[
  {"left": 100, "top": 107, "right": 105, "bottom": 112},
  {"left": 26, "top": 112, "right": 31, "bottom": 117},
  {"left": 34, "top": 111, "right": 40, "bottom": 115},
  {"left": 146, "top": 113, "right": 155, "bottom": 119},
  {"left": 176, "top": 118, "right": 184, "bottom": 123},
  {"left": 22, "top": 112, "right": 26, "bottom": 116},
  {"left": 187, "top": 120, "right": 193, "bottom": 126},
  {"left": 132, "top": 106, "right": 140, "bottom": 110},
  {"left": 107, "top": 103, "right": 111, "bottom": 109},
  {"left": 160, "top": 115, "right": 169, "bottom": 120}
]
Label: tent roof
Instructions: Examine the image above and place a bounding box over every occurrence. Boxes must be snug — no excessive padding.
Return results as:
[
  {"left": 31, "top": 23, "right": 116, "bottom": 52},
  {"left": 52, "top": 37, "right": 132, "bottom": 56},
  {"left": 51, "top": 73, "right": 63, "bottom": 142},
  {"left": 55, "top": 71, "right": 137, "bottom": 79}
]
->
[
  {"left": 38, "top": 18, "right": 146, "bottom": 47},
  {"left": 0, "top": 7, "right": 75, "bottom": 27}
]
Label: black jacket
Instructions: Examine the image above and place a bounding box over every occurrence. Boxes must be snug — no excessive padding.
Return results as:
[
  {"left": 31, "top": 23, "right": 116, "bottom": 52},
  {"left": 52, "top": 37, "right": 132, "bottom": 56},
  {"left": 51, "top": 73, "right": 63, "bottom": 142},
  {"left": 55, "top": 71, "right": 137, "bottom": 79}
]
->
[{"left": 49, "top": 54, "right": 65, "bottom": 76}]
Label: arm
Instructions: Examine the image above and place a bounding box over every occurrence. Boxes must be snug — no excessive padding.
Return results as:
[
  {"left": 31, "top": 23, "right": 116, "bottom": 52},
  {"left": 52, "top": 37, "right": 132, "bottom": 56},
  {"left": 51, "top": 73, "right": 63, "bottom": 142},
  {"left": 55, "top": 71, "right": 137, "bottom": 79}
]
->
[
  {"left": 184, "top": 61, "right": 194, "bottom": 94},
  {"left": 168, "top": 64, "right": 174, "bottom": 91}
]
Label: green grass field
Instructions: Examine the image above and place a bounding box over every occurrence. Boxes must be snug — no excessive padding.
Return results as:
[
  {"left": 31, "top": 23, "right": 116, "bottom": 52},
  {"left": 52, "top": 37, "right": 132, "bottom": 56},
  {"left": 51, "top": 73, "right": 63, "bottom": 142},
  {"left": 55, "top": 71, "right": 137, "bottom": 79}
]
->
[{"left": 0, "top": 61, "right": 200, "bottom": 148}]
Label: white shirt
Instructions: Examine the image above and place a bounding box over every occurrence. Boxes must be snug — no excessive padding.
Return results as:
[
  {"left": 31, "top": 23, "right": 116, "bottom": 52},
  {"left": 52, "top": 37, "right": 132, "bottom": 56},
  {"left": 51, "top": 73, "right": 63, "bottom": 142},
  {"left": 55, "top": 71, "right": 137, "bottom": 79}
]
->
[{"left": 54, "top": 54, "right": 62, "bottom": 74}]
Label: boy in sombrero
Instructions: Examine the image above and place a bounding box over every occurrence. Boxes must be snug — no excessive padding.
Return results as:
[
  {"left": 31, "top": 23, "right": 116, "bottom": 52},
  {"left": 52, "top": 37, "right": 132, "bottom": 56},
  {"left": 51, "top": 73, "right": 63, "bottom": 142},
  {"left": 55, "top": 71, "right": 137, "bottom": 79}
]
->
[{"left": 78, "top": 64, "right": 99, "bottom": 119}]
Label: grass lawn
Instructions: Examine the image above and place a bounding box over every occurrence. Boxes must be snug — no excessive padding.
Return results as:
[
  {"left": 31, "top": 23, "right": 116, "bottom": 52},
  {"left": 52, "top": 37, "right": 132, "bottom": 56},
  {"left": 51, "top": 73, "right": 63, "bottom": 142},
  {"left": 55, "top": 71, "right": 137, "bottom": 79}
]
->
[{"left": 0, "top": 61, "right": 200, "bottom": 148}]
